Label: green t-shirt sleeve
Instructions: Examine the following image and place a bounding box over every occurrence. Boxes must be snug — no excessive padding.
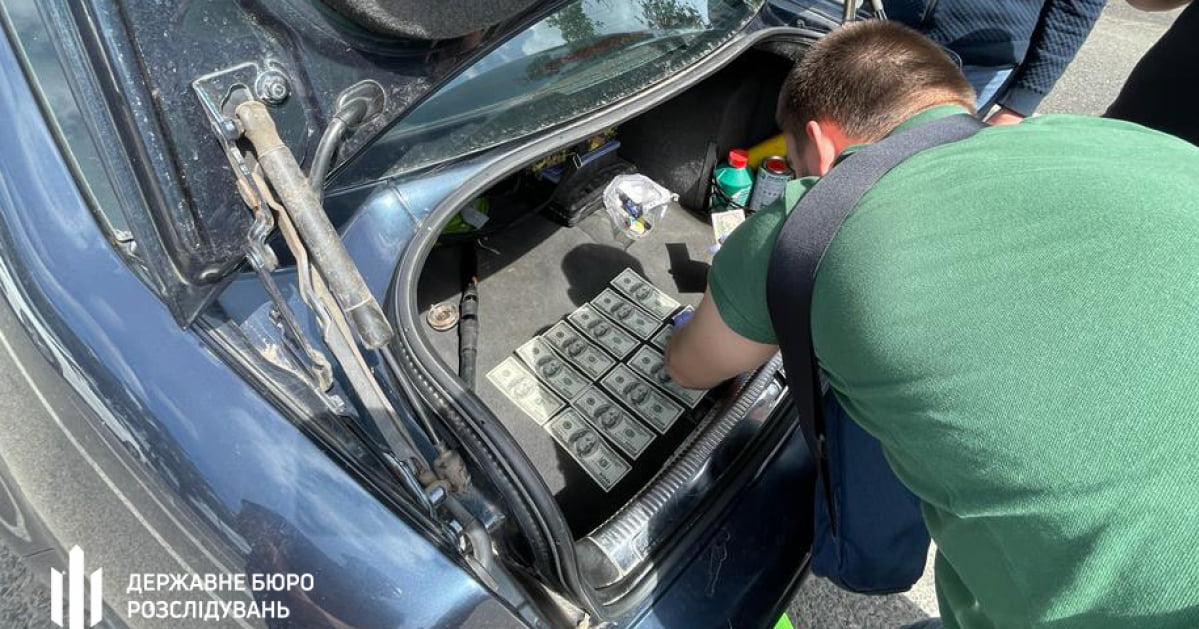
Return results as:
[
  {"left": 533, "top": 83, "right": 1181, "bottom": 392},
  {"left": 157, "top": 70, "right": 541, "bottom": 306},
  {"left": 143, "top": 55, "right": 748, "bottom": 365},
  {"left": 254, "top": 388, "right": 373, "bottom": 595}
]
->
[{"left": 707, "top": 177, "right": 817, "bottom": 345}]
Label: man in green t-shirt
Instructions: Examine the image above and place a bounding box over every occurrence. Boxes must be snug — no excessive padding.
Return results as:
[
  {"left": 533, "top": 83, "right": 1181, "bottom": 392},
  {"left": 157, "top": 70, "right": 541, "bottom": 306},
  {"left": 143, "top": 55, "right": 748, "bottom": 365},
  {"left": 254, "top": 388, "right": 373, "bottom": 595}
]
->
[{"left": 666, "top": 20, "right": 1199, "bottom": 629}]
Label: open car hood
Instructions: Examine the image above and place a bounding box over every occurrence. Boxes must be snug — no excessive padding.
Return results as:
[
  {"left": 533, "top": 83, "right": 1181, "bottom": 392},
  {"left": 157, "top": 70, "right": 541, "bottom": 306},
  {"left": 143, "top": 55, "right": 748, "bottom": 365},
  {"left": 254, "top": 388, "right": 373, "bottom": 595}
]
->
[{"left": 60, "top": 0, "right": 556, "bottom": 324}]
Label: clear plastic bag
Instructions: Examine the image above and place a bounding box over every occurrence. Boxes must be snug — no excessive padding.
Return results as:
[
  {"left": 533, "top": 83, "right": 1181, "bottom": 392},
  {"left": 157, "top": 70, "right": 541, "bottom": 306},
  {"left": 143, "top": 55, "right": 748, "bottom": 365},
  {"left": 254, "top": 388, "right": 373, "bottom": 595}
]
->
[{"left": 602, "top": 174, "right": 677, "bottom": 246}]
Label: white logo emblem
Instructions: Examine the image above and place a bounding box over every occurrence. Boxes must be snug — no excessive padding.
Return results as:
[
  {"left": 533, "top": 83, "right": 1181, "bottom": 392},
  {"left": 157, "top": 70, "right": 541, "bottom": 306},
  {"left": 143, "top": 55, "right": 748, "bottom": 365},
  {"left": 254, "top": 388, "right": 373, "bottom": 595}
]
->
[{"left": 50, "top": 546, "right": 103, "bottom": 628}]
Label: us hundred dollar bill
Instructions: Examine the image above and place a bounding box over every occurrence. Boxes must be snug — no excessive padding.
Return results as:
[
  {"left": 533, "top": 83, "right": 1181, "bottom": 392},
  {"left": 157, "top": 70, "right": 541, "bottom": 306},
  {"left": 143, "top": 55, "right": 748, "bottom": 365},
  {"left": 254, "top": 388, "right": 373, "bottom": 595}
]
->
[
  {"left": 567, "top": 304, "right": 638, "bottom": 358},
  {"left": 543, "top": 322, "right": 616, "bottom": 379},
  {"left": 610, "top": 268, "right": 681, "bottom": 319},
  {"left": 592, "top": 289, "right": 658, "bottom": 339},
  {"left": 650, "top": 305, "right": 693, "bottom": 350},
  {"left": 546, "top": 410, "right": 631, "bottom": 491},
  {"left": 627, "top": 346, "right": 706, "bottom": 407},
  {"left": 486, "top": 356, "right": 564, "bottom": 425},
  {"left": 516, "top": 337, "right": 588, "bottom": 400},
  {"left": 573, "top": 386, "right": 655, "bottom": 459},
  {"left": 600, "top": 364, "right": 683, "bottom": 433}
]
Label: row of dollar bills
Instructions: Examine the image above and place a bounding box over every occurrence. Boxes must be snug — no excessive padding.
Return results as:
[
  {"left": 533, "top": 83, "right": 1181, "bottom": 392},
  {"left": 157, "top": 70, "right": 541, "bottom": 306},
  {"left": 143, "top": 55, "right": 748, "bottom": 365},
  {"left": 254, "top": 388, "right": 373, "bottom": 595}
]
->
[{"left": 486, "top": 268, "right": 705, "bottom": 491}]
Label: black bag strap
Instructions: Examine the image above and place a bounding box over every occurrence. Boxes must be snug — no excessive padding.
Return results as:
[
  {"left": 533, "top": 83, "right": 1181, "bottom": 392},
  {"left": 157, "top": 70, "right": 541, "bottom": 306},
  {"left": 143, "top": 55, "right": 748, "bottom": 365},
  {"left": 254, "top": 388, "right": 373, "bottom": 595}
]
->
[{"left": 766, "top": 114, "right": 986, "bottom": 515}]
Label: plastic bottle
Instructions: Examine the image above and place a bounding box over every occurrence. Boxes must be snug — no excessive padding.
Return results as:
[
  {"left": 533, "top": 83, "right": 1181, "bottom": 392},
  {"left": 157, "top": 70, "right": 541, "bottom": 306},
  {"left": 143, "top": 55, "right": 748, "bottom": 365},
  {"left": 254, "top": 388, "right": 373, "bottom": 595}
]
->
[{"left": 709, "top": 149, "right": 754, "bottom": 213}]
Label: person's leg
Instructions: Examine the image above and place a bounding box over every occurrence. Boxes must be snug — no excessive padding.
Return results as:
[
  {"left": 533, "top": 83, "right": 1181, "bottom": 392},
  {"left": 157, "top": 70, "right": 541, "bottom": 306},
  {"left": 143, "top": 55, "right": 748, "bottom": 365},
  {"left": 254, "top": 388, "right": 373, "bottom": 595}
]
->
[
  {"left": 960, "top": 65, "right": 1015, "bottom": 114},
  {"left": 1106, "top": 1, "right": 1199, "bottom": 145}
]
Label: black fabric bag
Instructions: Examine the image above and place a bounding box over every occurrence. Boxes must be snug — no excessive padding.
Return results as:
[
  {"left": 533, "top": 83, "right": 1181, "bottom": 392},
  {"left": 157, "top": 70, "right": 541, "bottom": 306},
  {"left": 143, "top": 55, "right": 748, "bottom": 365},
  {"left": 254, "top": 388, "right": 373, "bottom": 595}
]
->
[{"left": 766, "top": 114, "right": 985, "bottom": 593}]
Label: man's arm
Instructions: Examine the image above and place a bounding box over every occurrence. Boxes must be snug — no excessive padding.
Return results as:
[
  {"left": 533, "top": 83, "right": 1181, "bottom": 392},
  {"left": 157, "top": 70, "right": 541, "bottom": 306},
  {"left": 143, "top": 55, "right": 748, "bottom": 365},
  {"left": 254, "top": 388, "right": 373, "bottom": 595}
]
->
[
  {"left": 665, "top": 289, "right": 778, "bottom": 390},
  {"left": 995, "top": 0, "right": 1106, "bottom": 116}
]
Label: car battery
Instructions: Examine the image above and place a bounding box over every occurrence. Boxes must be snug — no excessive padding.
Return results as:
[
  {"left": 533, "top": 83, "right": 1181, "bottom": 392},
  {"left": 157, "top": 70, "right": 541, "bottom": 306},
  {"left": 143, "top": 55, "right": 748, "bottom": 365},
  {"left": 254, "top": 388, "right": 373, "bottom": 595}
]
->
[
  {"left": 546, "top": 157, "right": 638, "bottom": 228},
  {"left": 535, "top": 136, "right": 637, "bottom": 228}
]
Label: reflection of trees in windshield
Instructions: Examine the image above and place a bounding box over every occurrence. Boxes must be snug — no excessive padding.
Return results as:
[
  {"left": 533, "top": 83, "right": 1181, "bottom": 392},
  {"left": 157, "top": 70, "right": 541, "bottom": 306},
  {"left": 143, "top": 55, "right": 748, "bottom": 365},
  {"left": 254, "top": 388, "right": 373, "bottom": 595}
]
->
[
  {"left": 547, "top": 0, "right": 709, "bottom": 45},
  {"left": 531, "top": 0, "right": 709, "bottom": 78},
  {"left": 642, "top": 0, "right": 705, "bottom": 29},
  {"left": 527, "top": 32, "right": 651, "bottom": 79},
  {"left": 547, "top": 3, "right": 601, "bottom": 42},
  {"left": 347, "top": 0, "right": 753, "bottom": 182}
]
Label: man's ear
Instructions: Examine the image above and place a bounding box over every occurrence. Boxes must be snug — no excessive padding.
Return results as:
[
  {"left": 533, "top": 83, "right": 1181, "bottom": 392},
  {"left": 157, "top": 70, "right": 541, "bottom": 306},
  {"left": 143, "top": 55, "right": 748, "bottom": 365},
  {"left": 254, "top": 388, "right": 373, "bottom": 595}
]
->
[{"left": 805, "top": 120, "right": 842, "bottom": 176}]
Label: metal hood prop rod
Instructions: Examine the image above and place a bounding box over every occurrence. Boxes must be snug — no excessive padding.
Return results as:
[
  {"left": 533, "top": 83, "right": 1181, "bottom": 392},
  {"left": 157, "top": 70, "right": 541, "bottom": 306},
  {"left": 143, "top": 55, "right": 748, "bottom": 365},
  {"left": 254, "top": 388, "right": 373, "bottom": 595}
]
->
[
  {"left": 235, "top": 100, "right": 394, "bottom": 350},
  {"left": 229, "top": 100, "right": 430, "bottom": 468}
]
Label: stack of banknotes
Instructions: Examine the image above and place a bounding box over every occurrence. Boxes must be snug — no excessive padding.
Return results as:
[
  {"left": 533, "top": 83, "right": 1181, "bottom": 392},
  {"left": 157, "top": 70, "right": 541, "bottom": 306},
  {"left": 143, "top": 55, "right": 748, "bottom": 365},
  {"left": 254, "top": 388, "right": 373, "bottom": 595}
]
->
[{"left": 487, "top": 268, "right": 703, "bottom": 491}]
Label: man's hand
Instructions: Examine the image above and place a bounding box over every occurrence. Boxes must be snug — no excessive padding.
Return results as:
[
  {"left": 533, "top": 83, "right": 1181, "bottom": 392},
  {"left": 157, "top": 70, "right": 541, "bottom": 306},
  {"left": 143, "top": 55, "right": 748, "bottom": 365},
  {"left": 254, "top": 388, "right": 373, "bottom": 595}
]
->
[
  {"left": 665, "top": 289, "right": 777, "bottom": 390},
  {"left": 986, "top": 107, "right": 1026, "bottom": 126}
]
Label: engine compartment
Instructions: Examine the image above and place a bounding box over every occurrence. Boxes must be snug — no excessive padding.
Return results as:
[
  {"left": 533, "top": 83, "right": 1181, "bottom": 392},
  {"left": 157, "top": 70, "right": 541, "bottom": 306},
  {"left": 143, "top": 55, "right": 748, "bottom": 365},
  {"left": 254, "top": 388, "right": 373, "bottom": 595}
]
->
[{"left": 415, "top": 48, "right": 797, "bottom": 536}]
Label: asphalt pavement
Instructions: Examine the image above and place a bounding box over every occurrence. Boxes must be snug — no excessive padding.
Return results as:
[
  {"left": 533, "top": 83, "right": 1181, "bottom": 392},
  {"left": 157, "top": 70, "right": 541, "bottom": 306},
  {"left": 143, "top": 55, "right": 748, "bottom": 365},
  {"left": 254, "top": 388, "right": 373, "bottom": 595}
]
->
[
  {"left": 0, "top": 542, "right": 48, "bottom": 628},
  {"left": 1038, "top": 2, "right": 1182, "bottom": 117},
  {"left": 0, "top": 3, "right": 1183, "bottom": 628}
]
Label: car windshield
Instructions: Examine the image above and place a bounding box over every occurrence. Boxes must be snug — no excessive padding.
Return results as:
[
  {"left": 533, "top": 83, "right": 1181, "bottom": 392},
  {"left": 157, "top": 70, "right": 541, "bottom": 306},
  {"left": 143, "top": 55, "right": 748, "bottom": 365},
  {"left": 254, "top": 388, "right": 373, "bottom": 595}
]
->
[{"left": 335, "top": 0, "right": 761, "bottom": 185}]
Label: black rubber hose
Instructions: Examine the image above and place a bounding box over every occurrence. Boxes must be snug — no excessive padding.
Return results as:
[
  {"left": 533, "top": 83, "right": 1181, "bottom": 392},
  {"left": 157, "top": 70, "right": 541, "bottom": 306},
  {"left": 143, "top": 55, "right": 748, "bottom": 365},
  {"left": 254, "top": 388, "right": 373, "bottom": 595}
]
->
[
  {"left": 309, "top": 117, "right": 348, "bottom": 194},
  {"left": 309, "top": 99, "right": 370, "bottom": 194},
  {"left": 458, "top": 244, "right": 480, "bottom": 389}
]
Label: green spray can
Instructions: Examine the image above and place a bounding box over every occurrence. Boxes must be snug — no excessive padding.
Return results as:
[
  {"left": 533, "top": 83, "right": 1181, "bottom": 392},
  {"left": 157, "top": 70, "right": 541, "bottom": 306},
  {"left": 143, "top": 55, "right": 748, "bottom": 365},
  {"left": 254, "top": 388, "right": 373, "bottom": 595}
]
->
[{"left": 709, "top": 149, "right": 753, "bottom": 213}]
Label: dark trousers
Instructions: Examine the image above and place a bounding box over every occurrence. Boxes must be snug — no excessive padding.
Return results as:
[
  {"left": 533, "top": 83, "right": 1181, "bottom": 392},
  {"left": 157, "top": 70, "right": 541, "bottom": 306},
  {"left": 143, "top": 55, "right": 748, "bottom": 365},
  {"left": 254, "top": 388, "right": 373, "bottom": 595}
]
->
[{"left": 1106, "top": 2, "right": 1199, "bottom": 146}]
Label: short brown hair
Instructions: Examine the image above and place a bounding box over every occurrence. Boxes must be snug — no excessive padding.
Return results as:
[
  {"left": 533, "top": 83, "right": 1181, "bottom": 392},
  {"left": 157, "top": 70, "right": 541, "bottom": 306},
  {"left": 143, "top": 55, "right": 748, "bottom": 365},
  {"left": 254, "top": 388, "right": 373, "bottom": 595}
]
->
[{"left": 776, "top": 20, "right": 975, "bottom": 142}]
